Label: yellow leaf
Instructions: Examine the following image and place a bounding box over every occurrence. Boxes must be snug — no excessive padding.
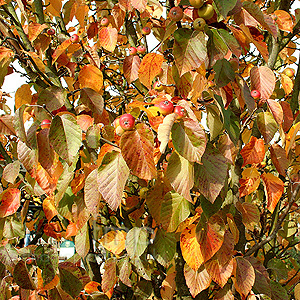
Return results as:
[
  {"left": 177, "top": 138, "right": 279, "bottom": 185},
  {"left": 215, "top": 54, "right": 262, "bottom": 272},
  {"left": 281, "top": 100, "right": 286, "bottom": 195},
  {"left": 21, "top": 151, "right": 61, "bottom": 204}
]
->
[
  {"left": 99, "top": 230, "right": 127, "bottom": 255},
  {"left": 99, "top": 27, "right": 118, "bottom": 52},
  {"left": 78, "top": 64, "right": 103, "bottom": 93},
  {"left": 15, "top": 84, "right": 32, "bottom": 110},
  {"left": 239, "top": 167, "right": 260, "bottom": 197},
  {"left": 281, "top": 73, "right": 293, "bottom": 95}
]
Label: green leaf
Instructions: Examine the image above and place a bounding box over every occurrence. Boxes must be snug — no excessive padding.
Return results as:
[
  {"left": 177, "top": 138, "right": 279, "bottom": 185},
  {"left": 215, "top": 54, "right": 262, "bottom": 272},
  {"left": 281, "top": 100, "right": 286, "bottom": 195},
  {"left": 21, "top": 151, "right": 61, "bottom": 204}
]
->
[
  {"left": 213, "top": 58, "right": 235, "bottom": 88},
  {"left": 173, "top": 29, "right": 208, "bottom": 76},
  {"left": 270, "top": 280, "right": 288, "bottom": 300},
  {"left": 206, "top": 104, "right": 224, "bottom": 140},
  {"left": 3, "top": 215, "right": 24, "bottom": 239},
  {"left": 126, "top": 227, "right": 149, "bottom": 259},
  {"left": 151, "top": 229, "right": 176, "bottom": 267},
  {"left": 267, "top": 258, "right": 288, "bottom": 281},
  {"left": 213, "top": 0, "right": 237, "bottom": 18},
  {"left": 0, "top": 244, "right": 18, "bottom": 273},
  {"left": 166, "top": 151, "right": 194, "bottom": 203},
  {"left": 86, "top": 125, "right": 100, "bottom": 149},
  {"left": 58, "top": 262, "right": 83, "bottom": 298},
  {"left": 207, "top": 29, "right": 228, "bottom": 67},
  {"left": 13, "top": 105, "right": 28, "bottom": 145},
  {"left": 130, "top": 256, "right": 152, "bottom": 280},
  {"left": 194, "top": 144, "right": 228, "bottom": 203},
  {"left": 217, "top": 29, "right": 241, "bottom": 58},
  {"left": 134, "top": 280, "right": 153, "bottom": 300},
  {"left": 257, "top": 112, "right": 278, "bottom": 144},
  {"left": 49, "top": 114, "right": 82, "bottom": 165},
  {"left": 98, "top": 151, "right": 130, "bottom": 211},
  {"left": 160, "top": 191, "right": 191, "bottom": 232},
  {"left": 171, "top": 118, "right": 206, "bottom": 164},
  {"left": 35, "top": 245, "right": 59, "bottom": 286}
]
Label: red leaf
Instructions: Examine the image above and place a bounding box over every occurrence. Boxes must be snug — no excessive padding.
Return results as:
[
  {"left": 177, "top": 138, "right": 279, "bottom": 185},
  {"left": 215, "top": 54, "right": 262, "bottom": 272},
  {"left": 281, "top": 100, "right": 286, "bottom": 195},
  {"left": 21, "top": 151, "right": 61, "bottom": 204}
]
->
[
  {"left": 0, "top": 188, "right": 20, "bottom": 218},
  {"left": 280, "top": 101, "right": 293, "bottom": 132},
  {"left": 240, "top": 136, "right": 265, "bottom": 167}
]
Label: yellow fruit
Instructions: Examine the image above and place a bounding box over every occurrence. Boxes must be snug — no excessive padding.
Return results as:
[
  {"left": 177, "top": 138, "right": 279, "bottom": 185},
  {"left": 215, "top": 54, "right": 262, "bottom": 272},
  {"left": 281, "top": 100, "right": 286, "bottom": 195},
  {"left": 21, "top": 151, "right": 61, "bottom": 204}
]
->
[
  {"left": 197, "top": 3, "right": 214, "bottom": 20},
  {"left": 189, "top": 0, "right": 205, "bottom": 8},
  {"left": 193, "top": 18, "right": 206, "bottom": 31}
]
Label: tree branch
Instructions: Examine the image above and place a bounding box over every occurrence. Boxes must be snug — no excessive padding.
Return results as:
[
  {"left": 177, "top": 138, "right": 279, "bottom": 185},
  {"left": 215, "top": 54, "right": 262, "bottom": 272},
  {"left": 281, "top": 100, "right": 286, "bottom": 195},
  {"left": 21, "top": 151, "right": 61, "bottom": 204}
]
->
[{"left": 245, "top": 183, "right": 300, "bottom": 256}]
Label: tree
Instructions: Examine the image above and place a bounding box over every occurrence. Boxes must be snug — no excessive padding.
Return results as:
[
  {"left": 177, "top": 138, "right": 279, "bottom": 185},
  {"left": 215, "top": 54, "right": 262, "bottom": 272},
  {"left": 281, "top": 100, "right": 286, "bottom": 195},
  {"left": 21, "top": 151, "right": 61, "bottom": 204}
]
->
[{"left": 0, "top": 0, "right": 300, "bottom": 298}]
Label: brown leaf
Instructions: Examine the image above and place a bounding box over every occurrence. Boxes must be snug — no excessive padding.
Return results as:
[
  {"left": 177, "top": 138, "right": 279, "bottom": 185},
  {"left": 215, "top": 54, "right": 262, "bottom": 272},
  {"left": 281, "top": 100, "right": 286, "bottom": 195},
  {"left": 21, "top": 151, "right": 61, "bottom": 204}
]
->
[
  {"left": 270, "top": 144, "right": 289, "bottom": 177},
  {"left": 280, "top": 101, "right": 293, "bottom": 132},
  {"left": 0, "top": 115, "right": 15, "bottom": 135},
  {"left": 123, "top": 55, "right": 141, "bottom": 84}
]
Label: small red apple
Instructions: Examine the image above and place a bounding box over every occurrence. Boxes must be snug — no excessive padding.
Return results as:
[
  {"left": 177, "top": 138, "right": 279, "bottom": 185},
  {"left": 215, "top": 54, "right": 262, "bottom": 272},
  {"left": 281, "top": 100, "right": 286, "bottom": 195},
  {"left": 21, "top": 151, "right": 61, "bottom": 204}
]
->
[
  {"left": 153, "top": 81, "right": 164, "bottom": 92},
  {"left": 70, "top": 34, "right": 79, "bottom": 43},
  {"left": 100, "top": 17, "right": 109, "bottom": 26},
  {"left": 40, "top": 119, "right": 51, "bottom": 129},
  {"left": 26, "top": 257, "right": 35, "bottom": 265},
  {"left": 119, "top": 114, "right": 135, "bottom": 130},
  {"left": 283, "top": 68, "right": 295, "bottom": 78},
  {"left": 142, "top": 26, "right": 151, "bottom": 35},
  {"left": 137, "top": 45, "right": 146, "bottom": 54},
  {"left": 169, "top": 7, "right": 183, "bottom": 22},
  {"left": 129, "top": 47, "right": 137, "bottom": 55},
  {"left": 174, "top": 106, "right": 187, "bottom": 119},
  {"left": 155, "top": 100, "right": 174, "bottom": 115},
  {"left": 251, "top": 90, "right": 261, "bottom": 100},
  {"left": 47, "top": 28, "right": 55, "bottom": 36}
]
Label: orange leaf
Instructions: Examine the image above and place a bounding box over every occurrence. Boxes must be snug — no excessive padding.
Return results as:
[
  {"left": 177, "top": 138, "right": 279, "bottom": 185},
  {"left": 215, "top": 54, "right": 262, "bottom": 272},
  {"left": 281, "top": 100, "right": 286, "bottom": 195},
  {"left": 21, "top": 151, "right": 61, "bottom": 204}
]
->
[
  {"left": 205, "top": 231, "right": 234, "bottom": 287},
  {"left": 71, "top": 171, "right": 85, "bottom": 195},
  {"left": 28, "top": 23, "right": 48, "bottom": 41},
  {"left": 280, "top": 101, "right": 294, "bottom": 132},
  {"left": 281, "top": 73, "right": 293, "bottom": 95},
  {"left": 240, "top": 136, "right": 265, "bottom": 167},
  {"left": 236, "top": 202, "right": 260, "bottom": 231},
  {"left": 99, "top": 230, "right": 127, "bottom": 255},
  {"left": 261, "top": 172, "right": 284, "bottom": 213},
  {"left": 0, "top": 188, "right": 20, "bottom": 218},
  {"left": 138, "top": 53, "right": 165, "bottom": 89},
  {"left": 219, "top": 134, "right": 238, "bottom": 165},
  {"left": 99, "top": 27, "right": 118, "bottom": 52},
  {"left": 180, "top": 223, "right": 204, "bottom": 270},
  {"left": 65, "top": 222, "right": 78, "bottom": 238},
  {"left": 131, "top": 0, "right": 147, "bottom": 12},
  {"left": 196, "top": 214, "right": 225, "bottom": 262},
  {"left": 273, "top": 10, "right": 294, "bottom": 32},
  {"left": 120, "top": 123, "right": 156, "bottom": 180},
  {"left": 84, "top": 281, "right": 101, "bottom": 294},
  {"left": 184, "top": 264, "right": 211, "bottom": 298},
  {"left": 250, "top": 66, "right": 276, "bottom": 100},
  {"left": 15, "top": 84, "right": 32, "bottom": 110},
  {"left": 233, "top": 257, "right": 255, "bottom": 299},
  {"left": 239, "top": 167, "right": 260, "bottom": 197},
  {"left": 78, "top": 64, "right": 103, "bottom": 93},
  {"left": 227, "top": 213, "right": 239, "bottom": 245},
  {"left": 43, "top": 196, "right": 58, "bottom": 221},
  {"left": 266, "top": 99, "right": 283, "bottom": 124},
  {"left": 161, "top": 271, "right": 176, "bottom": 300},
  {"left": 51, "top": 39, "right": 72, "bottom": 63},
  {"left": 123, "top": 55, "right": 141, "bottom": 84},
  {"left": 77, "top": 114, "right": 94, "bottom": 132},
  {"left": 270, "top": 144, "right": 289, "bottom": 177}
]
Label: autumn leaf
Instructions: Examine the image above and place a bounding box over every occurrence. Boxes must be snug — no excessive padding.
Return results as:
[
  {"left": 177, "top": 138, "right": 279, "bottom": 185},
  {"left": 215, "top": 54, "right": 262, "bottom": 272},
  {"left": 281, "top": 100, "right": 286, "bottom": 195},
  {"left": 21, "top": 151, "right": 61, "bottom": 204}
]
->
[
  {"left": 250, "top": 66, "right": 276, "bottom": 100},
  {"left": 239, "top": 167, "right": 260, "bottom": 197},
  {"left": 240, "top": 136, "right": 265, "bottom": 167},
  {"left": 131, "top": 0, "right": 147, "bottom": 12},
  {"left": 161, "top": 271, "right": 176, "bottom": 300},
  {"left": 2, "top": 161, "right": 20, "bottom": 183},
  {"left": 123, "top": 55, "right": 141, "bottom": 84},
  {"left": 281, "top": 73, "right": 293, "bottom": 95},
  {"left": 184, "top": 264, "right": 211, "bottom": 298},
  {"left": 13, "top": 260, "right": 36, "bottom": 290},
  {"left": 266, "top": 99, "right": 283, "bottom": 124},
  {"left": 157, "top": 113, "right": 177, "bottom": 154},
  {"left": 78, "top": 64, "right": 103, "bottom": 93},
  {"left": 273, "top": 10, "right": 294, "bottom": 32},
  {"left": 0, "top": 188, "right": 20, "bottom": 218},
  {"left": 102, "top": 258, "right": 117, "bottom": 293},
  {"left": 79, "top": 88, "right": 104, "bottom": 117},
  {"left": 125, "top": 227, "right": 148, "bottom": 259},
  {"left": 180, "top": 223, "right": 204, "bottom": 270},
  {"left": 0, "top": 115, "right": 15, "bottom": 135},
  {"left": 166, "top": 151, "right": 194, "bottom": 203},
  {"left": 233, "top": 257, "right": 255, "bottom": 299},
  {"left": 99, "top": 230, "right": 126, "bottom": 256},
  {"left": 99, "top": 27, "right": 118, "bottom": 52},
  {"left": 270, "top": 144, "right": 289, "bottom": 177},
  {"left": 236, "top": 202, "right": 260, "bottom": 231},
  {"left": 280, "top": 101, "right": 294, "bottom": 132},
  {"left": 257, "top": 111, "right": 278, "bottom": 144},
  {"left": 120, "top": 123, "right": 156, "bottom": 180},
  {"left": 261, "top": 172, "right": 284, "bottom": 212},
  {"left": 15, "top": 84, "right": 32, "bottom": 110}
]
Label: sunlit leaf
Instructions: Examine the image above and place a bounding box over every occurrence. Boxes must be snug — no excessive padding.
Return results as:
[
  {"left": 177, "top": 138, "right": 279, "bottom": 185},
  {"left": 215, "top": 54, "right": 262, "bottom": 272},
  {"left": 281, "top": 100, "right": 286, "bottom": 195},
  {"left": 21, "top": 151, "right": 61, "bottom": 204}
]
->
[
  {"left": 184, "top": 264, "right": 211, "bottom": 298},
  {"left": 239, "top": 167, "right": 260, "bottom": 197},
  {"left": 157, "top": 113, "right": 177, "bottom": 154},
  {"left": 2, "top": 161, "right": 20, "bottom": 183},
  {"left": 131, "top": 0, "right": 147, "bottom": 12},
  {"left": 194, "top": 144, "right": 228, "bottom": 203},
  {"left": 49, "top": 114, "right": 82, "bottom": 165},
  {"left": 166, "top": 151, "right": 194, "bottom": 203},
  {"left": 118, "top": 256, "right": 132, "bottom": 287},
  {"left": 15, "top": 84, "right": 32, "bottom": 110},
  {"left": 138, "top": 53, "right": 165, "bottom": 89},
  {"left": 99, "top": 230, "right": 127, "bottom": 256},
  {"left": 99, "top": 27, "right": 118, "bottom": 52},
  {"left": 125, "top": 227, "right": 148, "bottom": 259},
  {"left": 266, "top": 99, "right": 283, "bottom": 125},
  {"left": 0, "top": 188, "right": 20, "bottom": 218},
  {"left": 123, "top": 55, "right": 141, "bottom": 84},
  {"left": 233, "top": 257, "right": 255, "bottom": 299},
  {"left": 80, "top": 88, "right": 104, "bottom": 117},
  {"left": 102, "top": 258, "right": 117, "bottom": 293},
  {"left": 281, "top": 73, "right": 293, "bottom": 95},
  {"left": 273, "top": 10, "right": 294, "bottom": 32},
  {"left": 280, "top": 101, "right": 294, "bottom": 132},
  {"left": 218, "top": 134, "right": 238, "bottom": 165},
  {"left": 250, "top": 66, "right": 276, "bottom": 100},
  {"left": 0, "top": 115, "right": 15, "bottom": 135},
  {"left": 227, "top": 213, "right": 239, "bottom": 245},
  {"left": 261, "top": 172, "right": 284, "bottom": 213},
  {"left": 38, "top": 86, "right": 67, "bottom": 112},
  {"left": 257, "top": 111, "right": 278, "bottom": 144},
  {"left": 240, "top": 136, "right": 265, "bottom": 167},
  {"left": 173, "top": 29, "right": 208, "bottom": 76},
  {"left": 236, "top": 202, "right": 260, "bottom": 230},
  {"left": 120, "top": 123, "right": 156, "bottom": 180},
  {"left": 180, "top": 224, "right": 204, "bottom": 270},
  {"left": 270, "top": 144, "right": 289, "bottom": 177},
  {"left": 161, "top": 191, "right": 191, "bottom": 232},
  {"left": 78, "top": 64, "right": 103, "bottom": 93}
]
